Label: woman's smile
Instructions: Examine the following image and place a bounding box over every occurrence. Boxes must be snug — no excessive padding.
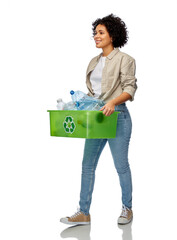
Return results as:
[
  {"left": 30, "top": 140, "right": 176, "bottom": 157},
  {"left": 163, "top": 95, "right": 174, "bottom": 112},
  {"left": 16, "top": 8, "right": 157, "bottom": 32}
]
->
[
  {"left": 93, "top": 24, "right": 113, "bottom": 55},
  {"left": 95, "top": 40, "right": 102, "bottom": 44}
]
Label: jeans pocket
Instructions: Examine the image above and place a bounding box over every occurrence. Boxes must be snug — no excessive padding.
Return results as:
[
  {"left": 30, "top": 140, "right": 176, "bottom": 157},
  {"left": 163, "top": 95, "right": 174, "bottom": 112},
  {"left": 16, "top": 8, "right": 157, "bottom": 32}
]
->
[{"left": 117, "top": 110, "right": 126, "bottom": 120}]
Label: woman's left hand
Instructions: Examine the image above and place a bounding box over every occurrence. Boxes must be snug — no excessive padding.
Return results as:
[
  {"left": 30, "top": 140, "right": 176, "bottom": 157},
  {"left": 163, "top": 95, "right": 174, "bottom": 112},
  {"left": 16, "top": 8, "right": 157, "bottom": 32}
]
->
[{"left": 100, "top": 100, "right": 116, "bottom": 116}]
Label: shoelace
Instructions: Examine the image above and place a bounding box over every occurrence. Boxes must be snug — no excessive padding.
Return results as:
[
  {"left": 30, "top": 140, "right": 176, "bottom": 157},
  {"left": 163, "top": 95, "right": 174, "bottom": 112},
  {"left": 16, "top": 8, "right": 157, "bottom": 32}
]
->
[
  {"left": 70, "top": 208, "right": 82, "bottom": 219},
  {"left": 120, "top": 204, "right": 130, "bottom": 217}
]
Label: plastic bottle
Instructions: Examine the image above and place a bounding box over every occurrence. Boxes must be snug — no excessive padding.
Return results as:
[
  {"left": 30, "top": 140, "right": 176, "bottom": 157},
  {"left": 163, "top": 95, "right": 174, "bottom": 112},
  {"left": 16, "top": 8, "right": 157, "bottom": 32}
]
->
[
  {"left": 70, "top": 90, "right": 105, "bottom": 110},
  {"left": 56, "top": 98, "right": 66, "bottom": 110},
  {"left": 70, "top": 90, "right": 87, "bottom": 102},
  {"left": 75, "top": 101, "right": 91, "bottom": 110},
  {"left": 85, "top": 102, "right": 102, "bottom": 111},
  {"left": 63, "top": 101, "right": 77, "bottom": 110}
]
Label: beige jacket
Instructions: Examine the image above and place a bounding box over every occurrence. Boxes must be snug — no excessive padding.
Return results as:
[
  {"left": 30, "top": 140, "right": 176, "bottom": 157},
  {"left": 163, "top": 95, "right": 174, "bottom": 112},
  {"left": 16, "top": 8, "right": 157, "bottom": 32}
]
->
[{"left": 86, "top": 48, "right": 137, "bottom": 103}]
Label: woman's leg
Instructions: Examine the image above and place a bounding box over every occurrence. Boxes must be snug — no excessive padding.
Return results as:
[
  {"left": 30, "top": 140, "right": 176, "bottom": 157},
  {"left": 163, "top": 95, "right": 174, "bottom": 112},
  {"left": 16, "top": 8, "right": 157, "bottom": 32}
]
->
[
  {"left": 108, "top": 108, "right": 133, "bottom": 209},
  {"left": 79, "top": 138, "right": 107, "bottom": 215}
]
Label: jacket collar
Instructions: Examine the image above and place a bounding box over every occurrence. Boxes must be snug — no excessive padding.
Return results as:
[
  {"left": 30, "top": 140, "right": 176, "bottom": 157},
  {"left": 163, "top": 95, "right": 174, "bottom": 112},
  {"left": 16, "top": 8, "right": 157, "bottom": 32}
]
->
[
  {"left": 96, "top": 48, "right": 120, "bottom": 61},
  {"left": 87, "top": 48, "right": 120, "bottom": 75},
  {"left": 107, "top": 48, "right": 120, "bottom": 59}
]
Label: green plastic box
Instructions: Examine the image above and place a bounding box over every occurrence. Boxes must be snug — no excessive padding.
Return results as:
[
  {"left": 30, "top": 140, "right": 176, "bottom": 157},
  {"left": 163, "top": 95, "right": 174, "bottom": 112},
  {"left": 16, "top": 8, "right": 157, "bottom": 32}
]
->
[{"left": 47, "top": 110, "right": 119, "bottom": 139}]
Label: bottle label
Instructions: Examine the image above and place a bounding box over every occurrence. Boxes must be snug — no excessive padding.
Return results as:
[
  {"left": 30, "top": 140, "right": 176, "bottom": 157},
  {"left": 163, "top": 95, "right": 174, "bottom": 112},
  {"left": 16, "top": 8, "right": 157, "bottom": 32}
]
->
[{"left": 63, "top": 116, "right": 76, "bottom": 134}]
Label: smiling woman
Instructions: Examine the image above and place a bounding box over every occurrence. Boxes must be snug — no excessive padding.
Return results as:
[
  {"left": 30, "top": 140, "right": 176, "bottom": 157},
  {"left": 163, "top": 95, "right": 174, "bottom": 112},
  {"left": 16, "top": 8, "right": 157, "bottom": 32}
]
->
[
  {"left": 60, "top": 13, "right": 137, "bottom": 227},
  {"left": 93, "top": 24, "right": 114, "bottom": 56},
  {"left": 92, "top": 14, "right": 129, "bottom": 49}
]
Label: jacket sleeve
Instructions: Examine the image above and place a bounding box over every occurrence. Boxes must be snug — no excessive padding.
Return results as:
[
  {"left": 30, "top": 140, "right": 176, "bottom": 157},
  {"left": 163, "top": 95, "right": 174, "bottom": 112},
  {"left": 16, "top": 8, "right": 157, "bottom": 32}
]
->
[{"left": 120, "top": 58, "right": 137, "bottom": 101}]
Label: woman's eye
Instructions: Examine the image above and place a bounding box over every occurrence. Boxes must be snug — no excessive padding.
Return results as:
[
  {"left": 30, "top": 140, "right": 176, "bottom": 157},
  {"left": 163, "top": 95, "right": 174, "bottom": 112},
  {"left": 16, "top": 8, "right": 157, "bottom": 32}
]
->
[{"left": 93, "top": 31, "right": 104, "bottom": 36}]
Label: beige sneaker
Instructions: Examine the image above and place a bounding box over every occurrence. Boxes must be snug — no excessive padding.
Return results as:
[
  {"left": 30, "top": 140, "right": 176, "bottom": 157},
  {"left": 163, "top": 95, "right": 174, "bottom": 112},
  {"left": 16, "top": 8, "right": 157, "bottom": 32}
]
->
[
  {"left": 60, "top": 209, "right": 91, "bottom": 225},
  {"left": 118, "top": 205, "right": 133, "bottom": 225}
]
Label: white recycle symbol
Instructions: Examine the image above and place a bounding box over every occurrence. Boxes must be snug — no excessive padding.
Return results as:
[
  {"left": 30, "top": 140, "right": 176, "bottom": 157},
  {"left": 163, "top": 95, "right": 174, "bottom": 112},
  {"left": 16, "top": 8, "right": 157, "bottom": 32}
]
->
[{"left": 63, "top": 116, "right": 76, "bottom": 134}]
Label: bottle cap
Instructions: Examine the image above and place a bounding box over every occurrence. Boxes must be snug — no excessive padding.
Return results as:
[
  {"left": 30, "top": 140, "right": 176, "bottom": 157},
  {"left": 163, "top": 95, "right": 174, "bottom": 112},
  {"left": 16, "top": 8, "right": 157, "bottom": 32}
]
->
[
  {"left": 57, "top": 98, "right": 62, "bottom": 103},
  {"left": 70, "top": 90, "right": 75, "bottom": 95}
]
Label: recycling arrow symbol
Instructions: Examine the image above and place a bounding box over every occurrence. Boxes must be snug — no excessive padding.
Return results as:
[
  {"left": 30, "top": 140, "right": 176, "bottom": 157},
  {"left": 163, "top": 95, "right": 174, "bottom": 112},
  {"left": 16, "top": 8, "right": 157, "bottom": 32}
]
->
[{"left": 63, "top": 116, "right": 76, "bottom": 134}]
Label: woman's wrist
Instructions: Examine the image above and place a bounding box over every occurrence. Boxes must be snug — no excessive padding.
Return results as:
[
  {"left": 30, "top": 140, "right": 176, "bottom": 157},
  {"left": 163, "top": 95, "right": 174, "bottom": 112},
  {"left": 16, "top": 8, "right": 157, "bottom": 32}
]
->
[{"left": 110, "top": 99, "right": 118, "bottom": 106}]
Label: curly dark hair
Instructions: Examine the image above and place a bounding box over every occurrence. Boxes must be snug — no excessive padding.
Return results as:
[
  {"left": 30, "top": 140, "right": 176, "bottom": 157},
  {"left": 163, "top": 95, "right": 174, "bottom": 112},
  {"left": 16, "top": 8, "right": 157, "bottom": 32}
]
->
[{"left": 92, "top": 14, "right": 129, "bottom": 48}]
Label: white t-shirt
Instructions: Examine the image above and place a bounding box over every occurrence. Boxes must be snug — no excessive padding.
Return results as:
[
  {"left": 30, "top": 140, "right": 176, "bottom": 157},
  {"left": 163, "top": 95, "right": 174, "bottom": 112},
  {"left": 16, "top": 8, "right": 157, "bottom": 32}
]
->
[{"left": 90, "top": 56, "right": 106, "bottom": 98}]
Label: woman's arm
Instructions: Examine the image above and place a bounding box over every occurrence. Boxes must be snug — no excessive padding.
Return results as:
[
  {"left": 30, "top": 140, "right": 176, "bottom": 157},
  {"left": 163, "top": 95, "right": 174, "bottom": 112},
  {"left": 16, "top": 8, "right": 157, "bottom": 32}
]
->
[
  {"left": 100, "top": 57, "right": 137, "bottom": 116},
  {"left": 100, "top": 92, "right": 131, "bottom": 116}
]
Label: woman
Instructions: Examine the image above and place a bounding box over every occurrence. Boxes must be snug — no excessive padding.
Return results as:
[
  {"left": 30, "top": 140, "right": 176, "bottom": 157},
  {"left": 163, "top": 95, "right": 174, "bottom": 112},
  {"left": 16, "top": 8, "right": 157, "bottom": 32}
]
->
[{"left": 60, "top": 13, "right": 137, "bottom": 225}]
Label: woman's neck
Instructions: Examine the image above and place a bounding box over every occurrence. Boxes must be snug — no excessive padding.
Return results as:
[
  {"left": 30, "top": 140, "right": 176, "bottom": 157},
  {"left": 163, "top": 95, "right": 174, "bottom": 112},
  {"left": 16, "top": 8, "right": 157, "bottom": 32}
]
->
[{"left": 102, "top": 45, "right": 114, "bottom": 57}]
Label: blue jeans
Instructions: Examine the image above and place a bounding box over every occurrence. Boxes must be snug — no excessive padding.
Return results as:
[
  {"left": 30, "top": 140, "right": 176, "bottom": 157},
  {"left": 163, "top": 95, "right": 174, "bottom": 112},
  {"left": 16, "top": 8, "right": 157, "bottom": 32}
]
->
[{"left": 79, "top": 103, "right": 133, "bottom": 215}]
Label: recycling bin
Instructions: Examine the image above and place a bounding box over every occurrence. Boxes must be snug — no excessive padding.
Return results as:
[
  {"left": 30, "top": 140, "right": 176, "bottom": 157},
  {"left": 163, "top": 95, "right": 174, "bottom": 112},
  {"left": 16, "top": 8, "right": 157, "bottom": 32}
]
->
[{"left": 47, "top": 110, "right": 119, "bottom": 139}]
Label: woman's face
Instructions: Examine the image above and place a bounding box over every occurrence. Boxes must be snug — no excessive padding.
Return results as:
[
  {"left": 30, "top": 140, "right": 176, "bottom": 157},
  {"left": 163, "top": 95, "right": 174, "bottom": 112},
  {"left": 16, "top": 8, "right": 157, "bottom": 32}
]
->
[{"left": 93, "top": 24, "right": 113, "bottom": 49}]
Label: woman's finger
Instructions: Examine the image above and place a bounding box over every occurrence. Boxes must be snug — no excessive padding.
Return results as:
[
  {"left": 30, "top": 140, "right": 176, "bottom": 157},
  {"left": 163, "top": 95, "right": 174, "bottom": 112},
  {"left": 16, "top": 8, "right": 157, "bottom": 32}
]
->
[{"left": 100, "top": 106, "right": 105, "bottom": 111}]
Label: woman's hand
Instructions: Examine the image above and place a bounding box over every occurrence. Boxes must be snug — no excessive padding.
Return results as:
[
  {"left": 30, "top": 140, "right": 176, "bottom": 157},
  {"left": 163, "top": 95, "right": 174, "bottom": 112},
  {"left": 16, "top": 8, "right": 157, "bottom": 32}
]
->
[{"left": 100, "top": 100, "right": 116, "bottom": 116}]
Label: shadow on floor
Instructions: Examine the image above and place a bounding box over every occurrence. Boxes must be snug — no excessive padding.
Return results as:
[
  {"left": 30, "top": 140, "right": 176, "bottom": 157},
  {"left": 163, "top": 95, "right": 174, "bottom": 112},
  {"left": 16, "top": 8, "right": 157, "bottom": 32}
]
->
[{"left": 60, "top": 224, "right": 91, "bottom": 240}]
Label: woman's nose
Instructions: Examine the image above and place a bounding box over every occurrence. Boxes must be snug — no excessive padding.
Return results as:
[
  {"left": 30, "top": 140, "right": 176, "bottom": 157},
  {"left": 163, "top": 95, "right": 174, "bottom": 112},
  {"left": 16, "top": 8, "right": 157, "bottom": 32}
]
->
[{"left": 94, "top": 33, "right": 99, "bottom": 39}]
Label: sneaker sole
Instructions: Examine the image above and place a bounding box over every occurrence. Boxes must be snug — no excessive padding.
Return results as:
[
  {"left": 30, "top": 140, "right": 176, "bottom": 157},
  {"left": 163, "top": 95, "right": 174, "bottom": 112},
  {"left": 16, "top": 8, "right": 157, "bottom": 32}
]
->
[
  {"left": 60, "top": 218, "right": 90, "bottom": 225},
  {"left": 118, "top": 216, "right": 133, "bottom": 225}
]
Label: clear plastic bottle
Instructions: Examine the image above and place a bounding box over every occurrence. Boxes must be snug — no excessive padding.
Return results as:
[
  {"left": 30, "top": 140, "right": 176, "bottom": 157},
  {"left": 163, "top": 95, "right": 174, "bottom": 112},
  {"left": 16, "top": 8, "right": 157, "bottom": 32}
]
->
[
  {"left": 87, "top": 102, "right": 102, "bottom": 111},
  {"left": 63, "top": 101, "right": 77, "bottom": 110},
  {"left": 70, "top": 90, "right": 105, "bottom": 110},
  {"left": 56, "top": 98, "right": 66, "bottom": 110}
]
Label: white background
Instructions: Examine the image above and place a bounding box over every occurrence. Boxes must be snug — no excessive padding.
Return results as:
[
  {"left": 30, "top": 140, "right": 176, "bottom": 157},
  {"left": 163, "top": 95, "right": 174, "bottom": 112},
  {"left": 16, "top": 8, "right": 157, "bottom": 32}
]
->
[{"left": 1, "top": 0, "right": 177, "bottom": 239}]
